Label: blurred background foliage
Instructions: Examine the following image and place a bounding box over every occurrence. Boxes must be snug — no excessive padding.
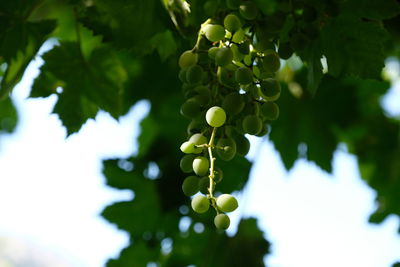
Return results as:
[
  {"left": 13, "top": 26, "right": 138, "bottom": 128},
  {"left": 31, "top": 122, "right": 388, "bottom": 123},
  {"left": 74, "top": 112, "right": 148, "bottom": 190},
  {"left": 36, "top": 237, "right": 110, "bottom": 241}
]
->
[{"left": 0, "top": 0, "right": 399, "bottom": 266}]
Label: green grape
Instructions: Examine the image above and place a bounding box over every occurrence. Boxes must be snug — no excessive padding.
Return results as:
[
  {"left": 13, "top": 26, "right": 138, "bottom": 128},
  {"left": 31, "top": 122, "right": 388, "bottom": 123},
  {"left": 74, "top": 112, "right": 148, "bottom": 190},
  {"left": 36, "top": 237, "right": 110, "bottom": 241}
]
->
[
  {"left": 231, "top": 44, "right": 245, "bottom": 62},
  {"left": 180, "top": 98, "right": 201, "bottom": 118},
  {"left": 186, "top": 65, "right": 204, "bottom": 85},
  {"left": 259, "top": 78, "right": 281, "bottom": 101},
  {"left": 256, "top": 123, "right": 269, "bottom": 137},
  {"left": 222, "top": 92, "right": 245, "bottom": 115},
  {"left": 261, "top": 101, "right": 279, "bottom": 120},
  {"left": 290, "top": 32, "right": 309, "bottom": 52},
  {"left": 182, "top": 176, "right": 200, "bottom": 196},
  {"left": 180, "top": 141, "right": 196, "bottom": 154},
  {"left": 193, "top": 156, "right": 210, "bottom": 176},
  {"left": 191, "top": 195, "right": 210, "bottom": 213},
  {"left": 192, "top": 94, "right": 209, "bottom": 107},
  {"left": 214, "top": 167, "right": 224, "bottom": 183},
  {"left": 234, "top": 134, "right": 250, "bottom": 156},
  {"left": 179, "top": 50, "right": 198, "bottom": 69},
  {"left": 232, "top": 28, "right": 245, "bottom": 43},
  {"left": 216, "top": 138, "right": 237, "bottom": 161},
  {"left": 239, "top": 1, "right": 258, "bottom": 20},
  {"left": 179, "top": 69, "right": 188, "bottom": 83},
  {"left": 206, "top": 106, "right": 226, "bottom": 127},
  {"left": 214, "top": 213, "right": 230, "bottom": 229},
  {"left": 189, "top": 133, "right": 208, "bottom": 147},
  {"left": 235, "top": 66, "right": 253, "bottom": 85},
  {"left": 224, "top": 14, "right": 241, "bottom": 32},
  {"left": 215, "top": 47, "right": 233, "bottom": 67},
  {"left": 216, "top": 194, "right": 238, "bottom": 212},
  {"left": 203, "top": 24, "right": 226, "bottom": 42},
  {"left": 203, "top": 0, "right": 219, "bottom": 17},
  {"left": 208, "top": 47, "right": 219, "bottom": 59},
  {"left": 262, "top": 50, "right": 281, "bottom": 73},
  {"left": 199, "top": 176, "right": 210, "bottom": 194},
  {"left": 226, "top": 0, "right": 240, "bottom": 9},
  {"left": 180, "top": 154, "right": 196, "bottom": 173},
  {"left": 217, "top": 64, "right": 238, "bottom": 88},
  {"left": 254, "top": 38, "right": 275, "bottom": 53},
  {"left": 187, "top": 115, "right": 206, "bottom": 135},
  {"left": 242, "top": 114, "right": 262, "bottom": 135},
  {"left": 278, "top": 42, "right": 293, "bottom": 60}
]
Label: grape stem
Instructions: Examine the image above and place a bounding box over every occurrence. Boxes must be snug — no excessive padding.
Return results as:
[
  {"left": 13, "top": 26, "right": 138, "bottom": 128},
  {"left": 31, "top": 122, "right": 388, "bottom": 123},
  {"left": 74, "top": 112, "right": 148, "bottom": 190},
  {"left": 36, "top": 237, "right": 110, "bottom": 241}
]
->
[{"left": 207, "top": 127, "right": 219, "bottom": 213}]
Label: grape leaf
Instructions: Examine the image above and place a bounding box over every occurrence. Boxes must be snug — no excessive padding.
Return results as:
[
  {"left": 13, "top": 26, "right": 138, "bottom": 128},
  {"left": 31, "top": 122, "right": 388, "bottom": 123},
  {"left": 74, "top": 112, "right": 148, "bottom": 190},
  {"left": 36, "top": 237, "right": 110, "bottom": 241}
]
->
[{"left": 0, "top": 97, "right": 18, "bottom": 134}]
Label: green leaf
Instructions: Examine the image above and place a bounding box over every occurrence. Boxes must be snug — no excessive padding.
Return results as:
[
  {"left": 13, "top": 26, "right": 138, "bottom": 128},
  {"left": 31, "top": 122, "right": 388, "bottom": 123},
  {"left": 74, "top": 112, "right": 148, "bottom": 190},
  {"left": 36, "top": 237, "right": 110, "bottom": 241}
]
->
[
  {"left": 0, "top": 97, "right": 18, "bottom": 134},
  {"left": 150, "top": 30, "right": 178, "bottom": 61}
]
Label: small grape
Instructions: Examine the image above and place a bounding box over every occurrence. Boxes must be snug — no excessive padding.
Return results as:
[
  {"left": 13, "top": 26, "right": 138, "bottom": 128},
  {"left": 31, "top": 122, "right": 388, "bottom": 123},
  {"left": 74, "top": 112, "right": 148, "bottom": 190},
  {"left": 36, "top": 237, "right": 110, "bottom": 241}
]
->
[
  {"left": 262, "top": 50, "right": 281, "bottom": 73},
  {"left": 215, "top": 47, "right": 233, "bottom": 67},
  {"left": 234, "top": 134, "right": 250, "bottom": 156},
  {"left": 182, "top": 176, "right": 200, "bottom": 196},
  {"left": 203, "top": 24, "right": 226, "bottom": 42},
  {"left": 231, "top": 44, "right": 245, "bottom": 62},
  {"left": 214, "top": 167, "right": 224, "bottom": 183},
  {"left": 216, "top": 138, "right": 237, "bottom": 161},
  {"left": 217, "top": 64, "right": 238, "bottom": 88},
  {"left": 216, "top": 194, "right": 238, "bottom": 212},
  {"left": 235, "top": 66, "right": 253, "bottom": 85},
  {"left": 208, "top": 47, "right": 219, "bottom": 59},
  {"left": 278, "top": 42, "right": 293, "bottom": 60},
  {"left": 239, "top": 1, "right": 258, "bottom": 20},
  {"left": 232, "top": 28, "right": 245, "bottom": 42},
  {"left": 256, "top": 123, "right": 269, "bottom": 137},
  {"left": 192, "top": 156, "right": 210, "bottom": 176},
  {"left": 186, "top": 65, "right": 204, "bottom": 85},
  {"left": 199, "top": 176, "right": 210, "bottom": 194},
  {"left": 214, "top": 213, "right": 230, "bottom": 230},
  {"left": 180, "top": 154, "right": 196, "bottom": 173},
  {"left": 261, "top": 102, "right": 279, "bottom": 120},
  {"left": 187, "top": 116, "right": 206, "bottom": 135},
  {"left": 206, "top": 106, "right": 226, "bottom": 127},
  {"left": 224, "top": 14, "right": 241, "bottom": 33},
  {"left": 179, "top": 50, "right": 198, "bottom": 69},
  {"left": 191, "top": 195, "right": 210, "bottom": 213},
  {"left": 242, "top": 114, "right": 262, "bottom": 135},
  {"left": 222, "top": 92, "right": 245, "bottom": 115},
  {"left": 259, "top": 78, "right": 281, "bottom": 101},
  {"left": 180, "top": 141, "right": 196, "bottom": 154},
  {"left": 180, "top": 99, "right": 201, "bottom": 118},
  {"left": 178, "top": 69, "right": 187, "bottom": 83}
]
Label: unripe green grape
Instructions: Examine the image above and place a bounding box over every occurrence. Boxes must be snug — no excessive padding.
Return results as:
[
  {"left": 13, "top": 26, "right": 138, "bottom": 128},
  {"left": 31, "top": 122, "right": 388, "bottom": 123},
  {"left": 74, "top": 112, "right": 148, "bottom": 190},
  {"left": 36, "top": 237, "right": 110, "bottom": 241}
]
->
[
  {"left": 214, "top": 167, "right": 224, "bottom": 183},
  {"left": 232, "top": 28, "right": 245, "bottom": 42},
  {"left": 182, "top": 176, "right": 200, "bottom": 196},
  {"left": 226, "top": 0, "right": 240, "bottom": 9},
  {"left": 192, "top": 94, "right": 209, "bottom": 107},
  {"left": 217, "top": 64, "right": 238, "bottom": 88},
  {"left": 179, "top": 50, "right": 198, "bottom": 69},
  {"left": 231, "top": 44, "right": 245, "bottom": 62},
  {"left": 259, "top": 78, "right": 281, "bottom": 101},
  {"left": 180, "top": 141, "right": 196, "bottom": 154},
  {"left": 203, "top": 0, "right": 219, "bottom": 17},
  {"left": 199, "top": 176, "right": 210, "bottom": 194},
  {"left": 242, "top": 114, "right": 262, "bottom": 135},
  {"left": 186, "top": 65, "right": 204, "bottom": 85},
  {"left": 262, "top": 50, "right": 281, "bottom": 73},
  {"left": 189, "top": 133, "right": 208, "bottom": 147},
  {"left": 216, "top": 194, "right": 238, "bottom": 212},
  {"left": 214, "top": 213, "right": 230, "bottom": 229},
  {"left": 235, "top": 66, "right": 253, "bottom": 85},
  {"left": 203, "top": 24, "right": 226, "bottom": 42},
  {"left": 256, "top": 123, "right": 269, "bottom": 137},
  {"left": 234, "top": 134, "right": 250, "bottom": 156},
  {"left": 208, "top": 47, "right": 219, "bottom": 59},
  {"left": 191, "top": 195, "right": 210, "bottom": 213},
  {"left": 206, "top": 106, "right": 226, "bottom": 127},
  {"left": 278, "top": 42, "right": 293, "bottom": 60},
  {"left": 180, "top": 99, "right": 201, "bottom": 118},
  {"left": 180, "top": 154, "right": 196, "bottom": 173},
  {"left": 193, "top": 156, "right": 210, "bottom": 176},
  {"left": 215, "top": 47, "right": 233, "bottom": 67},
  {"left": 261, "top": 101, "right": 279, "bottom": 120},
  {"left": 254, "top": 38, "right": 275, "bottom": 53},
  {"left": 239, "top": 1, "right": 258, "bottom": 20},
  {"left": 216, "top": 138, "right": 237, "bottom": 161},
  {"left": 222, "top": 92, "right": 245, "bottom": 115},
  {"left": 179, "top": 69, "right": 188, "bottom": 83},
  {"left": 187, "top": 115, "right": 206, "bottom": 135},
  {"left": 224, "top": 14, "right": 241, "bottom": 32}
]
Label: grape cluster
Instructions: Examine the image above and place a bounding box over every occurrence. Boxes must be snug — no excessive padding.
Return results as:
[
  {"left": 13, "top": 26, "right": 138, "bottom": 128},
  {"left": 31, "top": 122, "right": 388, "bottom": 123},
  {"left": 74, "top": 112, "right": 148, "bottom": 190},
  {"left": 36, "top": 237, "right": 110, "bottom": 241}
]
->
[{"left": 178, "top": 0, "right": 283, "bottom": 230}]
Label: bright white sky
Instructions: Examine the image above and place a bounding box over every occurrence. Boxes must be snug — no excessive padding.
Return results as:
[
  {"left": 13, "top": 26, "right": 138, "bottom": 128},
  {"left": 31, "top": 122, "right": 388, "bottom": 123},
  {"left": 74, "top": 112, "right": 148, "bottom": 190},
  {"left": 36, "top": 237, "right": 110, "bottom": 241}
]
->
[{"left": 0, "top": 51, "right": 399, "bottom": 267}]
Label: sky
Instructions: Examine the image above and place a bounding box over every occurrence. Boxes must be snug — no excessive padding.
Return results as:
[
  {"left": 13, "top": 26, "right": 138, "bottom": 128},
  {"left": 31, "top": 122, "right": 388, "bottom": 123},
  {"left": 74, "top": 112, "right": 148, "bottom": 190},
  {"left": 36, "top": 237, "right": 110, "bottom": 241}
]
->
[{"left": 0, "top": 50, "right": 399, "bottom": 267}]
